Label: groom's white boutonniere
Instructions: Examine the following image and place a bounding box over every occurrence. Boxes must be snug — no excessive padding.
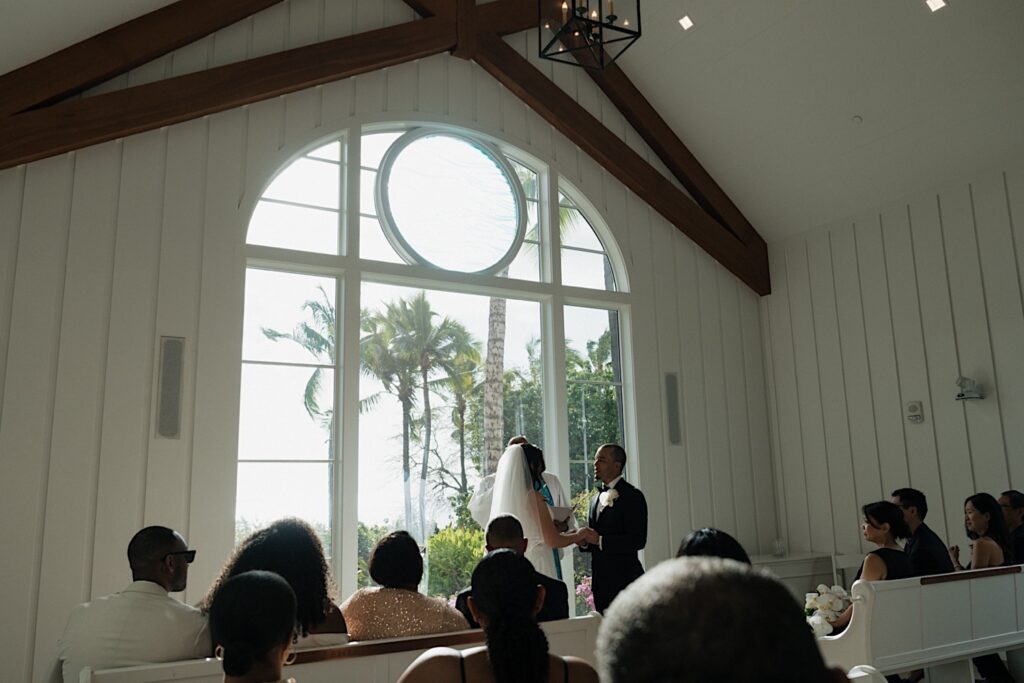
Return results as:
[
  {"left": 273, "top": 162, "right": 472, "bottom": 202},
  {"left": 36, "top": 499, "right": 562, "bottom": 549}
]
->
[{"left": 599, "top": 488, "right": 619, "bottom": 508}]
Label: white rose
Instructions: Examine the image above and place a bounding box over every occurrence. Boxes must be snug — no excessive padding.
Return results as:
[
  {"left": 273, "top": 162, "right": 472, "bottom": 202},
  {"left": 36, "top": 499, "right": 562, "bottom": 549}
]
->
[
  {"left": 805, "top": 593, "right": 819, "bottom": 610},
  {"left": 808, "top": 614, "right": 833, "bottom": 638},
  {"left": 816, "top": 584, "right": 830, "bottom": 594}
]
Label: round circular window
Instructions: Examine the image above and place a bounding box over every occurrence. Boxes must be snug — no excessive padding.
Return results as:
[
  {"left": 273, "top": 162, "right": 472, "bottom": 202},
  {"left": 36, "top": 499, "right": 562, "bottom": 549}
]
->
[{"left": 375, "top": 129, "right": 527, "bottom": 274}]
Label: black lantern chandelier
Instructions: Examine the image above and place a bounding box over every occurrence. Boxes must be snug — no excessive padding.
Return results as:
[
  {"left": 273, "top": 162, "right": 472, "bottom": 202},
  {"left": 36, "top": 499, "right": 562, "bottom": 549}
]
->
[{"left": 538, "top": 0, "right": 641, "bottom": 70}]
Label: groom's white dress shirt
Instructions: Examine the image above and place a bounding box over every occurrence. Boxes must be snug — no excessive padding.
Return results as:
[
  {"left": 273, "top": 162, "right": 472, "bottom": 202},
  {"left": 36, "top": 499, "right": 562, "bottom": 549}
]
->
[{"left": 58, "top": 580, "right": 210, "bottom": 683}]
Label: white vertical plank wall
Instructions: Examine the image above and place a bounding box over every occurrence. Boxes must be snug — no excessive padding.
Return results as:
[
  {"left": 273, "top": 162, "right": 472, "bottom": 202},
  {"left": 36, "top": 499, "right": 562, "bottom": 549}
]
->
[
  {"left": 764, "top": 165, "right": 1024, "bottom": 560},
  {"left": 0, "top": 5, "right": 776, "bottom": 680}
]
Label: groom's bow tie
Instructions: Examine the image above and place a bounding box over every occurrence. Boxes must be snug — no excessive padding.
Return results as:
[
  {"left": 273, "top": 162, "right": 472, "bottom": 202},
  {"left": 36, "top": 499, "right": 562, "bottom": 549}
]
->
[{"left": 598, "top": 484, "right": 608, "bottom": 492}]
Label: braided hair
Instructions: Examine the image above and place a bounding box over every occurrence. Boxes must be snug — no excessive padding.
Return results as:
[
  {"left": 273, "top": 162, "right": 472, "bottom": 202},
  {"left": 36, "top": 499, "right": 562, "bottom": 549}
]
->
[
  {"left": 200, "top": 518, "right": 336, "bottom": 636},
  {"left": 209, "top": 570, "right": 296, "bottom": 678},
  {"left": 471, "top": 549, "right": 549, "bottom": 683}
]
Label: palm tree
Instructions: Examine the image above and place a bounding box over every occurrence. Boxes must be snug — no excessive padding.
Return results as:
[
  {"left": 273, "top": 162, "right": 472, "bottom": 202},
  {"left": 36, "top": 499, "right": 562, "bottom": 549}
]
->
[
  {"left": 441, "top": 335, "right": 482, "bottom": 496},
  {"left": 261, "top": 285, "right": 335, "bottom": 429},
  {"left": 384, "top": 292, "right": 476, "bottom": 542},
  {"left": 360, "top": 308, "right": 420, "bottom": 536}
]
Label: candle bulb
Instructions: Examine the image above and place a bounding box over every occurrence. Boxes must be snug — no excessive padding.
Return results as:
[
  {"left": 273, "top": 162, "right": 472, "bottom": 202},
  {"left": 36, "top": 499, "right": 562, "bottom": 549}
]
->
[
  {"left": 561, "top": 1, "right": 568, "bottom": 21},
  {"left": 609, "top": 0, "right": 615, "bottom": 15}
]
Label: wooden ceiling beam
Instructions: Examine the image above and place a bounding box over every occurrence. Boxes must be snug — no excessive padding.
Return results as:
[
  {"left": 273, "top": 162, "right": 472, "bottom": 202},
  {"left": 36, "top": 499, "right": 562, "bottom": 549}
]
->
[
  {"left": 0, "top": 0, "right": 286, "bottom": 118},
  {"left": 0, "top": 18, "right": 456, "bottom": 170},
  {"left": 474, "top": 32, "right": 769, "bottom": 294},
  {"left": 589, "top": 66, "right": 766, "bottom": 255}
]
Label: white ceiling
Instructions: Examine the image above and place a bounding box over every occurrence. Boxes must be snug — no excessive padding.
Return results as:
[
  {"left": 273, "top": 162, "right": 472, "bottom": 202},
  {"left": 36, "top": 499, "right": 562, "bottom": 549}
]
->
[{"left": 3, "top": 0, "right": 1023, "bottom": 242}]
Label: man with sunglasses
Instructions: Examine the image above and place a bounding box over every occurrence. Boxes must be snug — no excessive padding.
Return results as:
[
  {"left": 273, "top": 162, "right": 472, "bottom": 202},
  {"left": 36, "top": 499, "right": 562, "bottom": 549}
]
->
[{"left": 58, "top": 526, "right": 210, "bottom": 683}]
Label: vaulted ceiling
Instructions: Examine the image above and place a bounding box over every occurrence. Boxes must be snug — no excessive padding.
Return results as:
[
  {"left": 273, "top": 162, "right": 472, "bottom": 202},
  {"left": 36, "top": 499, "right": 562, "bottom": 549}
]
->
[{"left": 3, "top": 0, "right": 1023, "bottom": 244}]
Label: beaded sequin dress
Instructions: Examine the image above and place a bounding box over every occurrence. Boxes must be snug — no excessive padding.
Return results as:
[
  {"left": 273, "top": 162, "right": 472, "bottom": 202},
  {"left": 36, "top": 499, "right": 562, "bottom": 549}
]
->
[{"left": 340, "top": 587, "right": 468, "bottom": 641}]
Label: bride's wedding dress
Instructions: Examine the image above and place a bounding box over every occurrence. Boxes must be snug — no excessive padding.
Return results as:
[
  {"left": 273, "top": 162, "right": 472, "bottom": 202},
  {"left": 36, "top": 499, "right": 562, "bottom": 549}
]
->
[{"left": 489, "top": 444, "right": 559, "bottom": 579}]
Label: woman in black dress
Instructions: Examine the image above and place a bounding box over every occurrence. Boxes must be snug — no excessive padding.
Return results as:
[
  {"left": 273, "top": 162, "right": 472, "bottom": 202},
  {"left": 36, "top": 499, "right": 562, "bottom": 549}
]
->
[{"left": 830, "top": 500, "right": 912, "bottom": 631}]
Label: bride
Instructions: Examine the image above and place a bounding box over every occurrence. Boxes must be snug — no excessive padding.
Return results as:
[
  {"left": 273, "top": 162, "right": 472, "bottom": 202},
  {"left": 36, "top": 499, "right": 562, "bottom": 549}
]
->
[{"left": 489, "top": 443, "right": 585, "bottom": 579}]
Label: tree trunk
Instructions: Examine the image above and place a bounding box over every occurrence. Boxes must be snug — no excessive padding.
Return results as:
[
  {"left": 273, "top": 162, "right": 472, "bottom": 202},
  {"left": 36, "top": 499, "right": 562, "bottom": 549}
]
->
[
  {"left": 402, "top": 398, "right": 414, "bottom": 541},
  {"left": 483, "top": 295, "right": 507, "bottom": 475},
  {"left": 457, "top": 404, "right": 468, "bottom": 494},
  {"left": 419, "top": 365, "right": 431, "bottom": 543}
]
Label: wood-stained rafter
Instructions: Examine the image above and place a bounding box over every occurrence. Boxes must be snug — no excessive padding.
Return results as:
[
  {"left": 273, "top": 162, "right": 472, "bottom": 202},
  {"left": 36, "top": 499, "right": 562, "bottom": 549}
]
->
[
  {"left": 0, "top": 0, "right": 769, "bottom": 294},
  {"left": 0, "top": 18, "right": 456, "bottom": 169},
  {"left": 474, "top": 33, "right": 768, "bottom": 293},
  {"left": 0, "top": 0, "right": 287, "bottom": 118}
]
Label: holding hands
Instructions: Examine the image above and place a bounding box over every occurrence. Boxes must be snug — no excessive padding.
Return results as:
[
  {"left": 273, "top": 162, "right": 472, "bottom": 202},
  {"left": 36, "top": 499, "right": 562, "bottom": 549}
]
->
[{"left": 576, "top": 527, "right": 599, "bottom": 547}]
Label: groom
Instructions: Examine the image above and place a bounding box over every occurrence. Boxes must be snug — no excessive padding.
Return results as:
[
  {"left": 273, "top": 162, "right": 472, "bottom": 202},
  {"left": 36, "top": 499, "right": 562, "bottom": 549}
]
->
[{"left": 579, "top": 444, "right": 647, "bottom": 613}]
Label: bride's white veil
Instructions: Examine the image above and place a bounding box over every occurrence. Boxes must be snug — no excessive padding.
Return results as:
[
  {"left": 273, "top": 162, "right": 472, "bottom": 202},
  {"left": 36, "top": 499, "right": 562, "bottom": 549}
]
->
[{"left": 489, "top": 444, "right": 542, "bottom": 543}]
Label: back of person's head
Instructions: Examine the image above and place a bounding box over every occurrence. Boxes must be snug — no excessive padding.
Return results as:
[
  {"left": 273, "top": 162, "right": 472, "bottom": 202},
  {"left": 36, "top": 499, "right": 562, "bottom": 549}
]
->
[
  {"left": 863, "top": 501, "right": 911, "bottom": 540},
  {"left": 676, "top": 527, "right": 751, "bottom": 564},
  {"left": 521, "top": 443, "right": 546, "bottom": 485},
  {"left": 202, "top": 518, "right": 334, "bottom": 636},
  {"left": 486, "top": 515, "right": 527, "bottom": 552},
  {"left": 598, "top": 557, "right": 842, "bottom": 683},
  {"left": 891, "top": 487, "right": 928, "bottom": 519},
  {"left": 369, "top": 530, "right": 423, "bottom": 588},
  {"left": 126, "top": 526, "right": 191, "bottom": 590},
  {"left": 471, "top": 549, "right": 549, "bottom": 683},
  {"left": 965, "top": 493, "right": 1011, "bottom": 552},
  {"left": 210, "top": 570, "right": 296, "bottom": 680}
]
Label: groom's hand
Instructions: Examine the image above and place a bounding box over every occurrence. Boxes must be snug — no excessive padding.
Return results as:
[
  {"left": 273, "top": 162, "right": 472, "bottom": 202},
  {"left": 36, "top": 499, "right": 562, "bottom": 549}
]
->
[{"left": 579, "top": 527, "right": 599, "bottom": 545}]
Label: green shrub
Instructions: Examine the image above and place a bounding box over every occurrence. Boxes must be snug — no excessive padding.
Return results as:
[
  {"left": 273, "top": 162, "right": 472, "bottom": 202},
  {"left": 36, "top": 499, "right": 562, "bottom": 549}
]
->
[{"left": 426, "top": 525, "right": 485, "bottom": 598}]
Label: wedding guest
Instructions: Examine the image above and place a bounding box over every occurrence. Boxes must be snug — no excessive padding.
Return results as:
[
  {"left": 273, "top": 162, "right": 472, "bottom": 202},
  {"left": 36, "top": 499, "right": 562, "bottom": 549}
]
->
[
  {"left": 342, "top": 530, "right": 467, "bottom": 640},
  {"left": 949, "top": 493, "right": 1017, "bottom": 683},
  {"left": 828, "top": 501, "right": 912, "bottom": 632},
  {"left": 676, "top": 527, "right": 751, "bottom": 564},
  {"left": 201, "top": 518, "right": 345, "bottom": 640},
  {"left": 398, "top": 549, "right": 598, "bottom": 683},
  {"left": 209, "top": 571, "right": 296, "bottom": 683},
  {"left": 57, "top": 526, "right": 210, "bottom": 683},
  {"left": 890, "top": 488, "right": 954, "bottom": 576},
  {"left": 999, "top": 490, "right": 1024, "bottom": 564},
  {"left": 596, "top": 557, "right": 849, "bottom": 682},
  {"left": 949, "top": 493, "right": 1013, "bottom": 570},
  {"left": 455, "top": 514, "right": 569, "bottom": 628}
]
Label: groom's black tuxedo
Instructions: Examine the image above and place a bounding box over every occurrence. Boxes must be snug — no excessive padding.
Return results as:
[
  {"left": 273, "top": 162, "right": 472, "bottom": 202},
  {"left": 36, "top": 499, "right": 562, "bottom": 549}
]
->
[{"left": 581, "top": 478, "right": 647, "bottom": 613}]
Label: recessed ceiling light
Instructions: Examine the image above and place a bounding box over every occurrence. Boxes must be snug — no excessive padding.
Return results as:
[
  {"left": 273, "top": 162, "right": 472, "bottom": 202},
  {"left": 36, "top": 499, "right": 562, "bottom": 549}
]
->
[
  {"left": 679, "top": 15, "right": 694, "bottom": 30},
  {"left": 925, "top": 0, "right": 946, "bottom": 11}
]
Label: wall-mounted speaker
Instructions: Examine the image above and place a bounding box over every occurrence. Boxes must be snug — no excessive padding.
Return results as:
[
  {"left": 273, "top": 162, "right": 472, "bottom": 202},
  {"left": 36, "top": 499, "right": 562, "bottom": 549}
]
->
[
  {"left": 156, "top": 336, "right": 185, "bottom": 439},
  {"left": 664, "top": 372, "right": 682, "bottom": 445}
]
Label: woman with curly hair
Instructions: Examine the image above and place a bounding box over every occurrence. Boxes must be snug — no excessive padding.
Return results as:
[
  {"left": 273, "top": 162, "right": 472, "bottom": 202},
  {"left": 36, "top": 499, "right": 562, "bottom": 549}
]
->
[
  {"left": 201, "top": 518, "right": 346, "bottom": 640},
  {"left": 398, "top": 549, "right": 597, "bottom": 683}
]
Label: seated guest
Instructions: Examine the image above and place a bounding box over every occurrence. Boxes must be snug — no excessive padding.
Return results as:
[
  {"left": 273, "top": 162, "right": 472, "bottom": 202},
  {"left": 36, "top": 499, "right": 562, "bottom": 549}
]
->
[
  {"left": 676, "top": 527, "right": 751, "bottom": 564},
  {"left": 596, "top": 556, "right": 848, "bottom": 682},
  {"left": 201, "top": 518, "right": 345, "bottom": 640},
  {"left": 398, "top": 549, "right": 598, "bottom": 683},
  {"left": 949, "top": 493, "right": 1017, "bottom": 683},
  {"left": 891, "top": 487, "right": 954, "bottom": 576},
  {"left": 209, "top": 571, "right": 297, "bottom": 683},
  {"left": 949, "top": 492, "right": 1013, "bottom": 570},
  {"left": 57, "top": 526, "right": 210, "bottom": 683},
  {"left": 829, "top": 501, "right": 912, "bottom": 632},
  {"left": 455, "top": 514, "right": 569, "bottom": 628},
  {"left": 342, "top": 530, "right": 467, "bottom": 640},
  {"left": 999, "top": 489, "right": 1024, "bottom": 564}
]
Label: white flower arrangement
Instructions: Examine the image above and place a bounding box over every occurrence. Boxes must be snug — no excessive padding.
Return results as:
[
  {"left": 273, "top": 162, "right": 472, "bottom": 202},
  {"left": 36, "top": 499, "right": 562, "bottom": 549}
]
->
[
  {"left": 804, "top": 584, "right": 851, "bottom": 637},
  {"left": 599, "top": 488, "right": 619, "bottom": 508}
]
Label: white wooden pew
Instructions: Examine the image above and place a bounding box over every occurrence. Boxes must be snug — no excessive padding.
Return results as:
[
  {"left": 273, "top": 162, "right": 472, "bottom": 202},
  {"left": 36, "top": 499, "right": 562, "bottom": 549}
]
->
[
  {"left": 817, "top": 565, "right": 1024, "bottom": 681},
  {"left": 81, "top": 614, "right": 601, "bottom": 683}
]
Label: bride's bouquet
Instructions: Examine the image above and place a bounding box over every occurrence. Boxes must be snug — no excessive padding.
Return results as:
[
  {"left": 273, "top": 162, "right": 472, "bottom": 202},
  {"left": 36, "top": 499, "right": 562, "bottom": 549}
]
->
[{"left": 805, "top": 584, "right": 851, "bottom": 637}]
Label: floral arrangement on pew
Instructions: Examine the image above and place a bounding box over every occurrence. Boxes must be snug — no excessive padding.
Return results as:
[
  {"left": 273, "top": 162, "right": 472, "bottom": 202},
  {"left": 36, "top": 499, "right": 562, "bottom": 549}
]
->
[{"left": 805, "top": 584, "right": 851, "bottom": 637}]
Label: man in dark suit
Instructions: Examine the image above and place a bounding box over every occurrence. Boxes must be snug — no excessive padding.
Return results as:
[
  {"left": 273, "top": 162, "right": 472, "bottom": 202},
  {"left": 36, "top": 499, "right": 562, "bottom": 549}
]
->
[
  {"left": 579, "top": 444, "right": 647, "bottom": 613},
  {"left": 890, "top": 487, "right": 954, "bottom": 577},
  {"left": 455, "top": 514, "right": 568, "bottom": 628},
  {"left": 999, "top": 489, "right": 1024, "bottom": 564}
]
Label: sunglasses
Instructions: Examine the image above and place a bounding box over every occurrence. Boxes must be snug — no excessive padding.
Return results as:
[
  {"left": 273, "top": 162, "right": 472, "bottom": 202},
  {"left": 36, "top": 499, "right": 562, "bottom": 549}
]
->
[{"left": 165, "top": 549, "right": 197, "bottom": 564}]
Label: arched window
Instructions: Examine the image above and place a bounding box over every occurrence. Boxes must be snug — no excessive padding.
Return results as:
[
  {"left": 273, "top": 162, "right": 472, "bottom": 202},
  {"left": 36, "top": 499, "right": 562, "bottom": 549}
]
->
[{"left": 238, "top": 125, "right": 630, "bottom": 613}]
